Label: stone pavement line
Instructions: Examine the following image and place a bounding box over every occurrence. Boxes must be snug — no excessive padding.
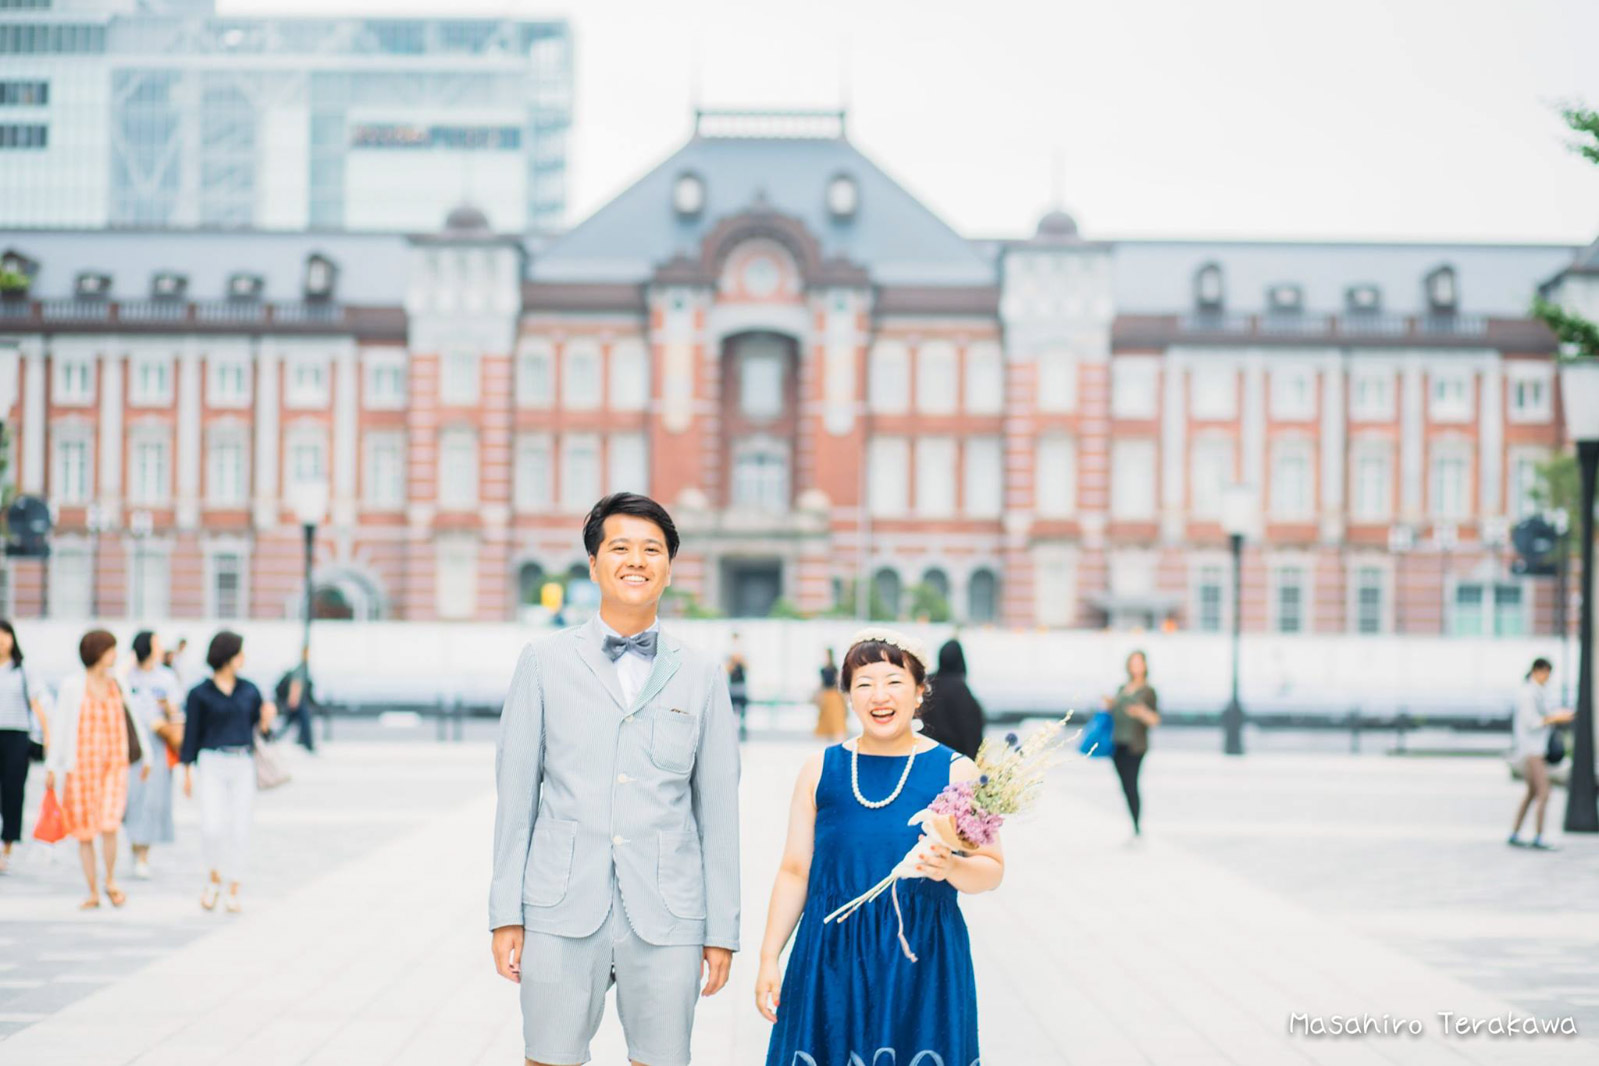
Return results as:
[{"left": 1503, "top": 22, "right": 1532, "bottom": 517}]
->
[{"left": 2, "top": 741, "right": 1594, "bottom": 1066}]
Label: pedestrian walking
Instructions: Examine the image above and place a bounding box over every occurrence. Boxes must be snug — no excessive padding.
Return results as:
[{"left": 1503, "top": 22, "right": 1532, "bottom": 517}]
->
[
  {"left": 728, "top": 631, "right": 750, "bottom": 742},
  {"left": 123, "top": 631, "right": 183, "bottom": 879},
  {"left": 1105, "top": 650, "right": 1160, "bottom": 837},
  {"left": 814, "top": 647, "right": 848, "bottom": 742},
  {"left": 1508, "top": 657, "right": 1573, "bottom": 851},
  {"left": 489, "top": 493, "right": 740, "bottom": 1066},
  {"left": 273, "top": 645, "right": 317, "bottom": 752},
  {"left": 46, "top": 629, "right": 146, "bottom": 909},
  {"left": 918, "top": 638, "right": 987, "bottom": 760},
  {"left": 180, "top": 631, "right": 276, "bottom": 913},
  {"left": 0, "top": 620, "right": 50, "bottom": 874}
]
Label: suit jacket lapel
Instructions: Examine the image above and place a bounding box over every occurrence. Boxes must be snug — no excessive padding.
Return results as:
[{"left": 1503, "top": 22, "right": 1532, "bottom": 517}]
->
[
  {"left": 630, "top": 636, "right": 682, "bottom": 713},
  {"left": 574, "top": 616, "right": 627, "bottom": 711}
]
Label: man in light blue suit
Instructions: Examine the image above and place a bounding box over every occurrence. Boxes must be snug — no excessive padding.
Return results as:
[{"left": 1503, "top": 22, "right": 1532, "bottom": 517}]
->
[{"left": 491, "top": 493, "right": 741, "bottom": 1066}]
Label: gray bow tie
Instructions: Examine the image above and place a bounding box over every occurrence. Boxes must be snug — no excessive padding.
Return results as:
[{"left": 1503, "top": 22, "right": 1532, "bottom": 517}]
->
[{"left": 602, "top": 630, "right": 658, "bottom": 661}]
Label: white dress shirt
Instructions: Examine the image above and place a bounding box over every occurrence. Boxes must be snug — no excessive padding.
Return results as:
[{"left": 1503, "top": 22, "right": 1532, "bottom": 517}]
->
[{"left": 597, "top": 617, "right": 659, "bottom": 707}]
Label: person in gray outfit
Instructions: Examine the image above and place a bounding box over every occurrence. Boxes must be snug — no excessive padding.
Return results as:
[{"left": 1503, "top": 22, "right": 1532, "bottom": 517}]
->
[{"left": 490, "top": 493, "right": 741, "bottom": 1066}]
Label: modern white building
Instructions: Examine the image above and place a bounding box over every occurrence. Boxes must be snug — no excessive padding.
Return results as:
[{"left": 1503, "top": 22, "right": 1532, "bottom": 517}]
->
[{"left": 0, "top": 0, "right": 572, "bottom": 233}]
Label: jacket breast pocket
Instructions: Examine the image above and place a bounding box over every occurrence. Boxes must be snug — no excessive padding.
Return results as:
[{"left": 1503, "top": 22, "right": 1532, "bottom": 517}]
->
[
  {"left": 522, "top": 818, "right": 576, "bottom": 907},
  {"left": 657, "top": 830, "right": 707, "bottom": 920},
  {"left": 648, "top": 711, "right": 699, "bottom": 774}
]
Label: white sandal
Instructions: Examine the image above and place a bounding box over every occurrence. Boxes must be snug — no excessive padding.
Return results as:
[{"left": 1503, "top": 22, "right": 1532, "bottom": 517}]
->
[
  {"left": 224, "top": 890, "right": 242, "bottom": 914},
  {"left": 200, "top": 882, "right": 221, "bottom": 911}
]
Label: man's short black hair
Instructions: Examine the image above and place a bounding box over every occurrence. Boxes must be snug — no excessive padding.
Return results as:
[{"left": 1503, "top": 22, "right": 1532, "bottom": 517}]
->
[{"left": 582, "top": 493, "right": 680, "bottom": 559}]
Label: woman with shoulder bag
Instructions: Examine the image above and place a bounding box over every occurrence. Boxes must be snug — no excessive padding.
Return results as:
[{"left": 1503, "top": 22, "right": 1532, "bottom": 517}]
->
[
  {"left": 46, "top": 629, "right": 149, "bottom": 908},
  {"left": 1508, "top": 657, "right": 1573, "bottom": 851},
  {"left": 1105, "top": 650, "right": 1160, "bottom": 838},
  {"left": 180, "top": 631, "right": 275, "bottom": 914},
  {"left": 123, "top": 631, "right": 183, "bottom": 879},
  {"left": 0, "top": 620, "right": 50, "bottom": 874}
]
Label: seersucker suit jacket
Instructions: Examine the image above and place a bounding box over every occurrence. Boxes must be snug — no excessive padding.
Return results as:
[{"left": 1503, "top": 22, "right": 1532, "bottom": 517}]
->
[{"left": 489, "top": 616, "right": 741, "bottom": 952}]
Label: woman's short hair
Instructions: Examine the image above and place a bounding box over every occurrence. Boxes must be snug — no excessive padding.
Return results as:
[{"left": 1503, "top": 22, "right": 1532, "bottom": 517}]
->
[
  {"left": 131, "top": 630, "right": 155, "bottom": 664},
  {"left": 840, "top": 639, "right": 929, "bottom": 691},
  {"left": 206, "top": 630, "right": 244, "bottom": 672},
  {"left": 78, "top": 628, "right": 117, "bottom": 669},
  {"left": 582, "top": 493, "right": 680, "bottom": 559}
]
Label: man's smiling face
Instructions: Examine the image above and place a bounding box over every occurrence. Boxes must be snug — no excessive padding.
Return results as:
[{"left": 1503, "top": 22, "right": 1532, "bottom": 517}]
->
[{"left": 589, "top": 513, "right": 672, "bottom": 610}]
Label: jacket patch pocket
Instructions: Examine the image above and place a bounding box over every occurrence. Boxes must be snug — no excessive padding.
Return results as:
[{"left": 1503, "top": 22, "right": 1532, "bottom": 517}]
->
[
  {"left": 522, "top": 818, "right": 576, "bottom": 907},
  {"left": 648, "top": 711, "right": 698, "bottom": 774},
  {"left": 657, "top": 830, "right": 707, "bottom": 920}
]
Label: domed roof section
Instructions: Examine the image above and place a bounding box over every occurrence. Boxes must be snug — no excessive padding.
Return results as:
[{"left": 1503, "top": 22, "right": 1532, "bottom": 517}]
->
[
  {"left": 443, "top": 204, "right": 491, "bottom": 234},
  {"left": 1035, "top": 209, "right": 1079, "bottom": 242}
]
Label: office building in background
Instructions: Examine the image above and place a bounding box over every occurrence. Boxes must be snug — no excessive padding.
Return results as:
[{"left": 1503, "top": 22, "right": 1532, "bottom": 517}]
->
[{"left": 0, "top": 0, "right": 572, "bottom": 233}]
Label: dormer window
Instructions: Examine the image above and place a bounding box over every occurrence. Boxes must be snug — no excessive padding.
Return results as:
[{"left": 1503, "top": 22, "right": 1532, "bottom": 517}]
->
[
  {"left": 1346, "top": 284, "right": 1381, "bottom": 314},
  {"left": 826, "top": 173, "right": 859, "bottom": 221},
  {"left": 75, "top": 272, "right": 112, "bottom": 300},
  {"left": 1425, "top": 265, "right": 1458, "bottom": 314},
  {"left": 1267, "top": 284, "right": 1304, "bottom": 314},
  {"left": 0, "top": 249, "right": 36, "bottom": 295},
  {"left": 304, "top": 254, "right": 337, "bottom": 301},
  {"left": 227, "top": 272, "right": 264, "bottom": 301},
  {"left": 1193, "top": 262, "right": 1224, "bottom": 312},
  {"left": 672, "top": 172, "right": 705, "bottom": 219},
  {"left": 151, "top": 271, "right": 187, "bottom": 300}
]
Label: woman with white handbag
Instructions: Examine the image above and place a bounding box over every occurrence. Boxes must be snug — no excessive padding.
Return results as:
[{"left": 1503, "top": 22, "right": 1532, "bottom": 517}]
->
[{"left": 179, "top": 631, "right": 276, "bottom": 914}]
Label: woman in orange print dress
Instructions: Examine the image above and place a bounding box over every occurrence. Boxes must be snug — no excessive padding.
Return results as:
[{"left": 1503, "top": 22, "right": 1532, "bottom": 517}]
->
[{"left": 45, "top": 630, "right": 145, "bottom": 910}]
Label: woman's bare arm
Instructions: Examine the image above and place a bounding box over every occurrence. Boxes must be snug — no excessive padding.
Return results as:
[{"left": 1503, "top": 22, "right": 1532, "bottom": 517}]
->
[{"left": 754, "top": 752, "right": 823, "bottom": 1021}]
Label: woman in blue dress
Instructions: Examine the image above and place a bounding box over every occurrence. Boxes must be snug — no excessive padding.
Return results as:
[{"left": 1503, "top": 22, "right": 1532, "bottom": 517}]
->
[{"left": 757, "top": 628, "right": 1004, "bottom": 1066}]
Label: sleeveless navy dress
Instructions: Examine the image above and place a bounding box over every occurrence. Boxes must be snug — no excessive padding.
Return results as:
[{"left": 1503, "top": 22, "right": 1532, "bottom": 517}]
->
[{"left": 765, "top": 741, "right": 981, "bottom": 1066}]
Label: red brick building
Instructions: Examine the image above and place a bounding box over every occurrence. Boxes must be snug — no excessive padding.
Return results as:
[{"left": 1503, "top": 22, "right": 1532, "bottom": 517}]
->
[{"left": 0, "top": 110, "right": 1589, "bottom": 634}]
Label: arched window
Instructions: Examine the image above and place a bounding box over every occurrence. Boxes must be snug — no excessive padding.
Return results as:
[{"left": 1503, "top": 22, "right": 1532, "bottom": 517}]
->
[
  {"left": 968, "top": 568, "right": 999, "bottom": 624},
  {"left": 872, "top": 567, "right": 903, "bottom": 621}
]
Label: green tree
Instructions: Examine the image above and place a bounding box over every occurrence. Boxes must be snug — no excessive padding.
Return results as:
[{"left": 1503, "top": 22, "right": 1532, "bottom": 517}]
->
[
  {"left": 1533, "top": 107, "right": 1599, "bottom": 358},
  {"left": 907, "top": 581, "right": 952, "bottom": 623},
  {"left": 766, "top": 597, "right": 804, "bottom": 619}
]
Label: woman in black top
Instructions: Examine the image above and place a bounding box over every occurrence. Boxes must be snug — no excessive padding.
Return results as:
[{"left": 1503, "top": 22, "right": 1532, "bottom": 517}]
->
[
  {"left": 918, "top": 639, "right": 986, "bottom": 760},
  {"left": 813, "top": 647, "right": 847, "bottom": 741},
  {"left": 1105, "top": 650, "right": 1160, "bottom": 837},
  {"left": 181, "top": 631, "right": 275, "bottom": 913}
]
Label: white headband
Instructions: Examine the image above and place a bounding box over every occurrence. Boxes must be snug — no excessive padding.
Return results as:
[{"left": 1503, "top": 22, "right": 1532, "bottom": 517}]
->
[{"left": 845, "top": 627, "right": 932, "bottom": 674}]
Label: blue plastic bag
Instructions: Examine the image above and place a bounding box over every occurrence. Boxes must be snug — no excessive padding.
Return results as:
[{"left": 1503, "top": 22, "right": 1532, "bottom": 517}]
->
[{"left": 1079, "top": 710, "right": 1113, "bottom": 758}]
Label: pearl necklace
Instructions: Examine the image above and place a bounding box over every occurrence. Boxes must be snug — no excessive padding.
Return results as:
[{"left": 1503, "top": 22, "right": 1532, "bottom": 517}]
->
[{"left": 850, "top": 739, "right": 918, "bottom": 809}]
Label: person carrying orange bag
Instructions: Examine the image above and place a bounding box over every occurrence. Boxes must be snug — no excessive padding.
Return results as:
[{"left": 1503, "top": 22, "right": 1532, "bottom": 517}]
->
[{"left": 33, "top": 783, "right": 65, "bottom": 844}]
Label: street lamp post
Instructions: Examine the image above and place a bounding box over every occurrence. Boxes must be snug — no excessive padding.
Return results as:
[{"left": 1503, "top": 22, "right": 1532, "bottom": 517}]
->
[
  {"left": 290, "top": 482, "right": 329, "bottom": 737},
  {"left": 1559, "top": 359, "right": 1599, "bottom": 833},
  {"left": 1388, "top": 524, "right": 1415, "bottom": 635},
  {"left": 85, "top": 503, "right": 111, "bottom": 618},
  {"left": 1220, "top": 484, "right": 1257, "bottom": 756},
  {"left": 128, "top": 509, "right": 152, "bottom": 617}
]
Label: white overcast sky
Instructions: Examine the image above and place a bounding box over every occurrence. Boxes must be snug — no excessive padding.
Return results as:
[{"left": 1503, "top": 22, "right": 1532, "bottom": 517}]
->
[{"left": 226, "top": 0, "right": 1599, "bottom": 244}]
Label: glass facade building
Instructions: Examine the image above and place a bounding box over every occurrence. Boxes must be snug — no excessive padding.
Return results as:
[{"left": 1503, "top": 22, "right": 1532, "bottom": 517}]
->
[{"left": 0, "top": 0, "right": 572, "bottom": 232}]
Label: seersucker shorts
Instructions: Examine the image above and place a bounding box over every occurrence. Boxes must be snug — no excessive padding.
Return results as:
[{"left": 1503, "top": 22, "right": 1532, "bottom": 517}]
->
[{"left": 519, "top": 883, "right": 703, "bottom": 1066}]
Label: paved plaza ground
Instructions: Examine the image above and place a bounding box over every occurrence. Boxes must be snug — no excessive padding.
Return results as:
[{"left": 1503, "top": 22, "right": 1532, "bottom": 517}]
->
[{"left": 0, "top": 730, "right": 1596, "bottom": 1065}]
